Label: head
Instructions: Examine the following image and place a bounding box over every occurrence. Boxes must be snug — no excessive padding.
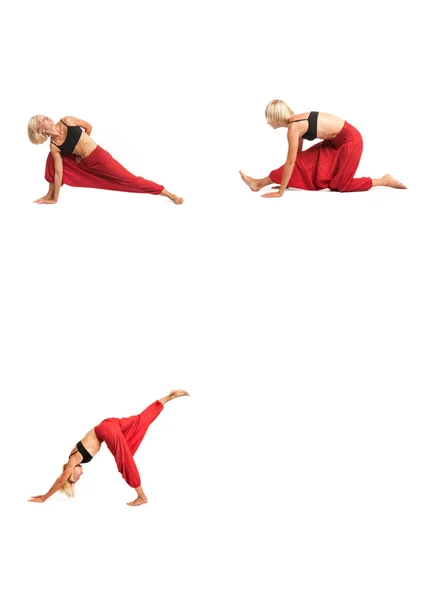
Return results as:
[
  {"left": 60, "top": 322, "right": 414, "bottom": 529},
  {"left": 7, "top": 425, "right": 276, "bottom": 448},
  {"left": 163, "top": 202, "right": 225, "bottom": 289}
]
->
[
  {"left": 59, "top": 464, "right": 83, "bottom": 498},
  {"left": 27, "top": 115, "right": 54, "bottom": 144},
  {"left": 265, "top": 100, "right": 294, "bottom": 128}
]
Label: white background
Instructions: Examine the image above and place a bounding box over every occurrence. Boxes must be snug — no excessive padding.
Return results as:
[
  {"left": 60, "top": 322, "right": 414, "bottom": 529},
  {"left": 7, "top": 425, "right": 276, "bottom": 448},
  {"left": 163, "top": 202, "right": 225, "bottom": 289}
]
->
[{"left": 1, "top": 0, "right": 423, "bottom": 598}]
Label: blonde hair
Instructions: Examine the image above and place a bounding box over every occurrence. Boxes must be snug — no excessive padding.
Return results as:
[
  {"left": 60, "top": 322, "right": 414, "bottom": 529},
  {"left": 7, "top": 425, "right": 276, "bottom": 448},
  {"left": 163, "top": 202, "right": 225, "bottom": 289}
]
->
[
  {"left": 265, "top": 100, "right": 295, "bottom": 126},
  {"left": 27, "top": 116, "right": 49, "bottom": 145},
  {"left": 59, "top": 464, "right": 76, "bottom": 498}
]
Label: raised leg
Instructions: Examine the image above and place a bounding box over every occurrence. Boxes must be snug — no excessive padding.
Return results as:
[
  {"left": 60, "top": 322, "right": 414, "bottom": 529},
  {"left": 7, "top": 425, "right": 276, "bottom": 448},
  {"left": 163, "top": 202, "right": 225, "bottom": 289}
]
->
[{"left": 159, "top": 389, "right": 190, "bottom": 405}]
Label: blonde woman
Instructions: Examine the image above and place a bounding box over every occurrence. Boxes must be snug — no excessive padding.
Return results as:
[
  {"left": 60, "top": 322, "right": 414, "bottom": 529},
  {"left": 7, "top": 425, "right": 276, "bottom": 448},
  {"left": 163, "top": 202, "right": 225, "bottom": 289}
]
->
[
  {"left": 28, "top": 115, "right": 183, "bottom": 204},
  {"left": 28, "top": 390, "right": 189, "bottom": 506},
  {"left": 240, "top": 100, "right": 406, "bottom": 196}
]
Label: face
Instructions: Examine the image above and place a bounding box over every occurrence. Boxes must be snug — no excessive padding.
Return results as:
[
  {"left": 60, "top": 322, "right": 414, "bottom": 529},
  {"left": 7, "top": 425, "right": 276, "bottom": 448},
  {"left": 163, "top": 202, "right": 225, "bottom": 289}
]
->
[
  {"left": 36, "top": 115, "right": 54, "bottom": 134},
  {"left": 72, "top": 465, "right": 83, "bottom": 482}
]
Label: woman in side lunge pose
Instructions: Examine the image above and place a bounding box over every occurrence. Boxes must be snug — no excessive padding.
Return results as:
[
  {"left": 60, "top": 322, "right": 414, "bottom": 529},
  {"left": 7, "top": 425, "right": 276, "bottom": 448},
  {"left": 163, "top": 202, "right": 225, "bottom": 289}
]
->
[
  {"left": 28, "top": 115, "right": 183, "bottom": 204},
  {"left": 240, "top": 100, "right": 406, "bottom": 197},
  {"left": 28, "top": 390, "right": 189, "bottom": 506}
]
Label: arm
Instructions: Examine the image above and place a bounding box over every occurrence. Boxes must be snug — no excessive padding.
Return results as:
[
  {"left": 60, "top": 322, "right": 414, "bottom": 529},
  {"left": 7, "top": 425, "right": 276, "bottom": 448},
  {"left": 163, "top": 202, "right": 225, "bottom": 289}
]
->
[
  {"left": 29, "top": 464, "right": 74, "bottom": 503},
  {"left": 262, "top": 126, "right": 299, "bottom": 198},
  {"left": 297, "top": 137, "right": 304, "bottom": 154},
  {"left": 63, "top": 116, "right": 93, "bottom": 136},
  {"left": 51, "top": 147, "right": 63, "bottom": 203}
]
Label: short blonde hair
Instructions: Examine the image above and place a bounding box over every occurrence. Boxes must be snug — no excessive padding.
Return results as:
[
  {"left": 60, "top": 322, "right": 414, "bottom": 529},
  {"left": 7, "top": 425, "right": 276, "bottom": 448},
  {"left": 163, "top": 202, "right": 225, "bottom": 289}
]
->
[
  {"left": 27, "top": 116, "right": 49, "bottom": 145},
  {"left": 265, "top": 100, "right": 295, "bottom": 126},
  {"left": 59, "top": 464, "right": 76, "bottom": 498}
]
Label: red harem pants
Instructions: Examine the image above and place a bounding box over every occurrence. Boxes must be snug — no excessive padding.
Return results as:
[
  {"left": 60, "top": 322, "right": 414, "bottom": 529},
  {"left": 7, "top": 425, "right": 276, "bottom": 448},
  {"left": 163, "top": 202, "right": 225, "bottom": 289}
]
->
[
  {"left": 270, "top": 122, "right": 372, "bottom": 192},
  {"left": 94, "top": 400, "right": 164, "bottom": 488},
  {"left": 45, "top": 145, "right": 164, "bottom": 195}
]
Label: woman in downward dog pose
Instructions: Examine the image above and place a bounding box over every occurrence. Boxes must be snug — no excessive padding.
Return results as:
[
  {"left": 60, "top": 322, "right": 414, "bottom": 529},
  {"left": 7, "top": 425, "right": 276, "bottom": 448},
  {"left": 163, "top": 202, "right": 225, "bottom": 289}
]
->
[
  {"left": 28, "top": 390, "right": 189, "bottom": 506},
  {"left": 240, "top": 100, "right": 406, "bottom": 197},
  {"left": 28, "top": 115, "right": 183, "bottom": 204}
]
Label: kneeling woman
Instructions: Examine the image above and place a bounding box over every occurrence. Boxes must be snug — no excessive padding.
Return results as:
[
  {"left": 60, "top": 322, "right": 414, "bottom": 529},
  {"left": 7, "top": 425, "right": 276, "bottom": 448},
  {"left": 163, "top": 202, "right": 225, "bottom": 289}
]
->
[
  {"left": 240, "top": 100, "right": 406, "bottom": 197},
  {"left": 28, "top": 115, "right": 183, "bottom": 204},
  {"left": 29, "top": 390, "right": 189, "bottom": 506}
]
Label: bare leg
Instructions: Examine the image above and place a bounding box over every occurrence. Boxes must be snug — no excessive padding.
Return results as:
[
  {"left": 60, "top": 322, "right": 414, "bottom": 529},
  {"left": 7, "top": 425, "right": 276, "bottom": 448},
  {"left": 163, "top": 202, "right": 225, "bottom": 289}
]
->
[
  {"left": 372, "top": 174, "right": 407, "bottom": 189},
  {"left": 34, "top": 183, "right": 55, "bottom": 204},
  {"left": 239, "top": 171, "right": 273, "bottom": 192},
  {"left": 127, "top": 484, "right": 149, "bottom": 507},
  {"left": 160, "top": 188, "right": 184, "bottom": 205}
]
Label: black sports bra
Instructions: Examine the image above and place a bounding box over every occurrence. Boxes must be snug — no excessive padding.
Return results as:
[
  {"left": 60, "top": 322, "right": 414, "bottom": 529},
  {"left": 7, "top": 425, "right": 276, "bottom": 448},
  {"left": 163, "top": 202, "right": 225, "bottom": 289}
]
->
[
  {"left": 51, "top": 119, "right": 82, "bottom": 155},
  {"left": 69, "top": 441, "right": 93, "bottom": 464},
  {"left": 289, "top": 111, "right": 318, "bottom": 141}
]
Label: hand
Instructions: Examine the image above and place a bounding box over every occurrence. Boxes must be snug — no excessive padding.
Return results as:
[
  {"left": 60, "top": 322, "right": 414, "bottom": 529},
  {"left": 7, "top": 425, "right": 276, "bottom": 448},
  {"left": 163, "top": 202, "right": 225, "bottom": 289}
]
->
[
  {"left": 33, "top": 198, "right": 57, "bottom": 204},
  {"left": 168, "top": 389, "right": 189, "bottom": 399},
  {"left": 261, "top": 191, "right": 284, "bottom": 198},
  {"left": 28, "top": 495, "right": 46, "bottom": 503}
]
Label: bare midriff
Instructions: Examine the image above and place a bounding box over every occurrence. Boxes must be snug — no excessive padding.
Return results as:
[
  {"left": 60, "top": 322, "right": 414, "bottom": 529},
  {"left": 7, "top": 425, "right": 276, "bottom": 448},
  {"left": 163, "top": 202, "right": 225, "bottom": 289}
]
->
[
  {"left": 69, "top": 428, "right": 102, "bottom": 458},
  {"left": 72, "top": 131, "right": 98, "bottom": 159}
]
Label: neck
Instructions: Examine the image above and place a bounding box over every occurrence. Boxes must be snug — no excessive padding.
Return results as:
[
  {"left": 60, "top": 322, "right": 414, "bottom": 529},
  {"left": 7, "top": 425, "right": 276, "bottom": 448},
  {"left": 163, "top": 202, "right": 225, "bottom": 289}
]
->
[{"left": 45, "top": 124, "right": 60, "bottom": 138}]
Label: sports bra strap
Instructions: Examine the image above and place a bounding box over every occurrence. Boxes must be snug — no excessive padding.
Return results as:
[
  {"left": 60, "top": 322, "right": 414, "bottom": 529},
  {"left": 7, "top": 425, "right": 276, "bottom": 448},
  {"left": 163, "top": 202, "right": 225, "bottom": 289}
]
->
[{"left": 289, "top": 119, "right": 308, "bottom": 124}]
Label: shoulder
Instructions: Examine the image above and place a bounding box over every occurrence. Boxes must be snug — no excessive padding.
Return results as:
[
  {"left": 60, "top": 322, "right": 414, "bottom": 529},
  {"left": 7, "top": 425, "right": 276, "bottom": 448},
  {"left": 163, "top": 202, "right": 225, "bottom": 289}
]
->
[
  {"left": 50, "top": 143, "right": 62, "bottom": 157},
  {"left": 61, "top": 116, "right": 78, "bottom": 125},
  {"left": 289, "top": 112, "right": 309, "bottom": 123},
  {"left": 67, "top": 451, "right": 81, "bottom": 467}
]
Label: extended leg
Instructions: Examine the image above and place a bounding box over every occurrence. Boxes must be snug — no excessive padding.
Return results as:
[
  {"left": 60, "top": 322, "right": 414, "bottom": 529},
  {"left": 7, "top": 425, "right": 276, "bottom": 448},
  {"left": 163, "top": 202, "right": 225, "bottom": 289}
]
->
[
  {"left": 45, "top": 150, "right": 184, "bottom": 202},
  {"left": 159, "top": 189, "right": 184, "bottom": 204},
  {"left": 239, "top": 171, "right": 273, "bottom": 192},
  {"left": 371, "top": 174, "right": 407, "bottom": 189},
  {"left": 121, "top": 390, "right": 189, "bottom": 456}
]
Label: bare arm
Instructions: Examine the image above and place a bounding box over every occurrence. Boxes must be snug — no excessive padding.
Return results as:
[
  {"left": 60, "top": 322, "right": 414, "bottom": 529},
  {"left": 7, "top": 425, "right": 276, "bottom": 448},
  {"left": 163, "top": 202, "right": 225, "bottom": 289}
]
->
[
  {"left": 29, "top": 464, "right": 74, "bottom": 503},
  {"left": 262, "top": 126, "right": 299, "bottom": 198},
  {"left": 50, "top": 147, "right": 63, "bottom": 203},
  {"left": 63, "top": 116, "right": 93, "bottom": 136},
  {"left": 297, "top": 137, "right": 304, "bottom": 154}
]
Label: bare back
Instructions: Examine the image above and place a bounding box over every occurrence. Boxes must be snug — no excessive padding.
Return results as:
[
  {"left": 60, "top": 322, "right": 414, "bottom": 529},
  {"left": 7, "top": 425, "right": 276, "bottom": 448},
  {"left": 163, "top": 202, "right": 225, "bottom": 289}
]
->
[
  {"left": 289, "top": 112, "right": 345, "bottom": 140},
  {"left": 68, "top": 428, "right": 102, "bottom": 462}
]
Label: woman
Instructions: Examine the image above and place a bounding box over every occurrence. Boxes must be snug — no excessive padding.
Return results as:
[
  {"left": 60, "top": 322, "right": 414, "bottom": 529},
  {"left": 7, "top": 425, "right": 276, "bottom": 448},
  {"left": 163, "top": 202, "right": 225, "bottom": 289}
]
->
[
  {"left": 28, "top": 389, "right": 189, "bottom": 506},
  {"left": 240, "top": 100, "right": 406, "bottom": 196},
  {"left": 28, "top": 115, "right": 183, "bottom": 204}
]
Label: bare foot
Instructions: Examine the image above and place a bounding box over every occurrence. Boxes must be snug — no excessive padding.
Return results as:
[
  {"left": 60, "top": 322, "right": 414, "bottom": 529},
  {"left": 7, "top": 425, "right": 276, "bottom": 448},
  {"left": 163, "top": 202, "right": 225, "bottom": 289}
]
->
[
  {"left": 160, "top": 189, "right": 184, "bottom": 204},
  {"left": 127, "top": 496, "right": 148, "bottom": 507},
  {"left": 169, "top": 389, "right": 189, "bottom": 400},
  {"left": 383, "top": 174, "right": 407, "bottom": 189},
  {"left": 239, "top": 171, "right": 262, "bottom": 192},
  {"left": 170, "top": 194, "right": 184, "bottom": 205}
]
